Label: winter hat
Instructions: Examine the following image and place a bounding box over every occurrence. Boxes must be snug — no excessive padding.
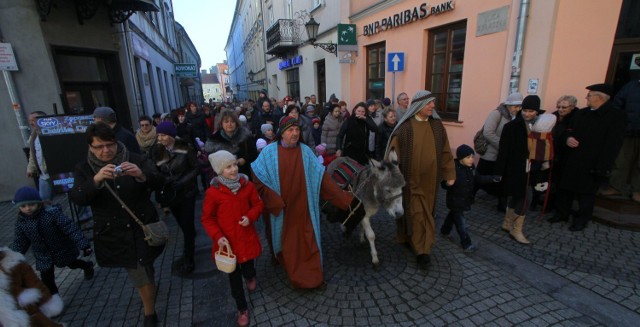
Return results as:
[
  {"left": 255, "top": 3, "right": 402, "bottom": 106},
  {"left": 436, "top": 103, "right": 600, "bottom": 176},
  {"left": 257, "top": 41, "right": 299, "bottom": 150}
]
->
[
  {"left": 283, "top": 95, "right": 293, "bottom": 103},
  {"left": 256, "top": 138, "right": 267, "bottom": 151},
  {"left": 315, "top": 143, "right": 327, "bottom": 155},
  {"left": 366, "top": 99, "right": 376, "bottom": 108},
  {"left": 208, "top": 150, "right": 236, "bottom": 175},
  {"left": 383, "top": 97, "right": 392, "bottom": 106},
  {"left": 278, "top": 115, "right": 300, "bottom": 136},
  {"left": 456, "top": 144, "right": 475, "bottom": 159},
  {"left": 586, "top": 83, "right": 614, "bottom": 97},
  {"left": 239, "top": 115, "right": 247, "bottom": 123},
  {"left": 504, "top": 92, "right": 524, "bottom": 106},
  {"left": 261, "top": 123, "right": 273, "bottom": 135},
  {"left": 13, "top": 186, "right": 42, "bottom": 207},
  {"left": 306, "top": 105, "right": 316, "bottom": 113},
  {"left": 312, "top": 117, "right": 321, "bottom": 125},
  {"left": 93, "top": 107, "right": 116, "bottom": 123},
  {"left": 156, "top": 121, "right": 177, "bottom": 137},
  {"left": 521, "top": 95, "right": 544, "bottom": 113}
]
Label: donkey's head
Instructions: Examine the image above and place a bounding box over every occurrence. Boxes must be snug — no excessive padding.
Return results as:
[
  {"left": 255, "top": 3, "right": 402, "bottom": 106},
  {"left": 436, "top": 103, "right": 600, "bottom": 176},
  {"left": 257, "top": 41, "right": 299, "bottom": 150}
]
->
[{"left": 369, "top": 149, "right": 405, "bottom": 219}]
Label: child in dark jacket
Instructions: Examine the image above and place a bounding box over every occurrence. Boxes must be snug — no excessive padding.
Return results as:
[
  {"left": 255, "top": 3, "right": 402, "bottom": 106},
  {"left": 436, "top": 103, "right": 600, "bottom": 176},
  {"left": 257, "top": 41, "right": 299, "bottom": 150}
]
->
[
  {"left": 10, "top": 187, "right": 94, "bottom": 301},
  {"left": 441, "top": 145, "right": 499, "bottom": 252},
  {"left": 201, "top": 150, "right": 264, "bottom": 327}
]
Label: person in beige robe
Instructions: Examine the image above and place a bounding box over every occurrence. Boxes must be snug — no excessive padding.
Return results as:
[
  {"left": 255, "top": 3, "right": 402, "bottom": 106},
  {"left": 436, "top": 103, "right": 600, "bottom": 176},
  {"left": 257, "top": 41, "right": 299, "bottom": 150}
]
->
[{"left": 386, "top": 90, "right": 455, "bottom": 269}]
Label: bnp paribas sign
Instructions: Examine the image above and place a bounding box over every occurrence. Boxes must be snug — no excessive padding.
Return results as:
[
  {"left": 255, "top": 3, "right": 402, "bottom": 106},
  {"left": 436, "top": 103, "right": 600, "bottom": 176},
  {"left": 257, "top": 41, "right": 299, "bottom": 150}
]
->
[{"left": 175, "top": 63, "right": 197, "bottom": 77}]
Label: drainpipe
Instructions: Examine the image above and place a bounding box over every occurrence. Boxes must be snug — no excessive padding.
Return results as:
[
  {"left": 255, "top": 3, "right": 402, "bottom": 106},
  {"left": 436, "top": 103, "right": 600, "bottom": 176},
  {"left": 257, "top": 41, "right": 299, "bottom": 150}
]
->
[
  {"left": 0, "top": 26, "right": 29, "bottom": 147},
  {"left": 509, "top": 0, "right": 530, "bottom": 93}
]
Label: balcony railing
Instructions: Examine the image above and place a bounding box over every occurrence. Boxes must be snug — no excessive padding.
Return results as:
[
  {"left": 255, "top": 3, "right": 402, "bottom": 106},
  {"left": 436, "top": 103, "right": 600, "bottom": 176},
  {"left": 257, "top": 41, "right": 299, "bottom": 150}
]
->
[{"left": 266, "top": 19, "right": 302, "bottom": 56}]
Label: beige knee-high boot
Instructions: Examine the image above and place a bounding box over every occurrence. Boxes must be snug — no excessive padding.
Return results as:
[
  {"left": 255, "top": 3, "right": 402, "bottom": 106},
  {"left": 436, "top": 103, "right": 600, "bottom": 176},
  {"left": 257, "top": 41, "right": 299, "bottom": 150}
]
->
[
  {"left": 502, "top": 208, "right": 515, "bottom": 232},
  {"left": 510, "top": 215, "right": 530, "bottom": 244}
]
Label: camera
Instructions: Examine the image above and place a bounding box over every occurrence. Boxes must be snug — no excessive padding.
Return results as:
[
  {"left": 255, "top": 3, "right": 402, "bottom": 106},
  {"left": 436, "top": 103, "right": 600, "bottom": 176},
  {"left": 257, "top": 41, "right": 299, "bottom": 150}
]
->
[{"left": 114, "top": 165, "right": 124, "bottom": 176}]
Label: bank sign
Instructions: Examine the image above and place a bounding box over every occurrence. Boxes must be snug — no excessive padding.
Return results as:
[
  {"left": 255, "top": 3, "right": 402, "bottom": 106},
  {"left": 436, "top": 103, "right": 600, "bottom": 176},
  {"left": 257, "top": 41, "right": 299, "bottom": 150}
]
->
[
  {"left": 175, "top": 63, "right": 197, "bottom": 77},
  {"left": 364, "top": 1, "right": 454, "bottom": 36}
]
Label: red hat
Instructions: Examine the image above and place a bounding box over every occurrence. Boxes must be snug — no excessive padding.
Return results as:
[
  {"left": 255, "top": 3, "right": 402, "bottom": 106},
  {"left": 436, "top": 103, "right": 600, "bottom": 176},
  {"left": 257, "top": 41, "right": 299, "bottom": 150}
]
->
[{"left": 283, "top": 95, "right": 293, "bottom": 102}]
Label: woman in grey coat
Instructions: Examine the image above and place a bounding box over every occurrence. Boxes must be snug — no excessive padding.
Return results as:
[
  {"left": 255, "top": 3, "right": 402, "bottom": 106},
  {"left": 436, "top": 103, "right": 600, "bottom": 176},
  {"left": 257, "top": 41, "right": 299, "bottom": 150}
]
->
[
  {"left": 476, "top": 93, "right": 523, "bottom": 212},
  {"left": 321, "top": 104, "right": 344, "bottom": 155}
]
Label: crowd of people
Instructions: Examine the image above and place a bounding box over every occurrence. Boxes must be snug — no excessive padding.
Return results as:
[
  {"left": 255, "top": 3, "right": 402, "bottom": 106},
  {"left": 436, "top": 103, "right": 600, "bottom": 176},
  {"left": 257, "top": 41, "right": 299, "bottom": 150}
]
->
[{"left": 6, "top": 79, "right": 636, "bottom": 326}]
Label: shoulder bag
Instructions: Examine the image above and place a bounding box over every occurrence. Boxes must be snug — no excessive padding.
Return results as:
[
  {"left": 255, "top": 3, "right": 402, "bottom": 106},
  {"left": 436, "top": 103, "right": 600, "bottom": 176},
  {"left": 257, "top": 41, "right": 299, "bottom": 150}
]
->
[
  {"left": 474, "top": 110, "right": 503, "bottom": 155},
  {"left": 104, "top": 183, "right": 168, "bottom": 247}
]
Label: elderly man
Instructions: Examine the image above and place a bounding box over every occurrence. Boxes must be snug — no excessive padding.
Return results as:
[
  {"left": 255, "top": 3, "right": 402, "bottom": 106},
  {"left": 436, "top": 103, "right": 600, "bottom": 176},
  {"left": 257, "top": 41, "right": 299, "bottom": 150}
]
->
[
  {"left": 93, "top": 107, "right": 141, "bottom": 154},
  {"left": 395, "top": 92, "right": 410, "bottom": 121},
  {"left": 555, "top": 84, "right": 626, "bottom": 231},
  {"left": 251, "top": 116, "right": 358, "bottom": 289},
  {"left": 386, "top": 90, "right": 455, "bottom": 269}
]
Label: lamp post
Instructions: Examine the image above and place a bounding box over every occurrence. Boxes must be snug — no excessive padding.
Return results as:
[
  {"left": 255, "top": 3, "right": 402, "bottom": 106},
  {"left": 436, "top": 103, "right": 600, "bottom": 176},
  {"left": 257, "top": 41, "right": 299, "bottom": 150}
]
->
[
  {"left": 247, "top": 70, "right": 255, "bottom": 82},
  {"left": 305, "top": 15, "right": 337, "bottom": 56}
]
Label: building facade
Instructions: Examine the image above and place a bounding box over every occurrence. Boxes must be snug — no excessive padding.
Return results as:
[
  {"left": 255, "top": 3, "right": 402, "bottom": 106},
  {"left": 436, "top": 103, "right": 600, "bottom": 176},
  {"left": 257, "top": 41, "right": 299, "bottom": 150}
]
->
[
  {"left": 345, "top": 0, "right": 635, "bottom": 150},
  {"left": 0, "top": 0, "right": 200, "bottom": 200},
  {"left": 175, "top": 22, "right": 203, "bottom": 106}
]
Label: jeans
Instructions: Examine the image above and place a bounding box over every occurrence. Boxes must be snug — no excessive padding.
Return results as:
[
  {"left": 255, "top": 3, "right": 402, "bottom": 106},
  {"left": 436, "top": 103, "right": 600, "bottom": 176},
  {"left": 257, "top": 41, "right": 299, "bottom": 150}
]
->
[
  {"left": 39, "top": 176, "right": 54, "bottom": 201},
  {"left": 441, "top": 210, "right": 472, "bottom": 249},
  {"left": 229, "top": 260, "right": 256, "bottom": 311}
]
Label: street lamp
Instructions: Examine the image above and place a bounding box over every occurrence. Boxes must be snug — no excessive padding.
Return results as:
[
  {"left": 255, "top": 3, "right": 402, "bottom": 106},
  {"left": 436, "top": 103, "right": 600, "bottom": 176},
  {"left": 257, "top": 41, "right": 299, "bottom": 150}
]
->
[
  {"left": 305, "top": 15, "right": 337, "bottom": 56},
  {"left": 247, "top": 70, "right": 255, "bottom": 82},
  {"left": 236, "top": 83, "right": 240, "bottom": 93}
]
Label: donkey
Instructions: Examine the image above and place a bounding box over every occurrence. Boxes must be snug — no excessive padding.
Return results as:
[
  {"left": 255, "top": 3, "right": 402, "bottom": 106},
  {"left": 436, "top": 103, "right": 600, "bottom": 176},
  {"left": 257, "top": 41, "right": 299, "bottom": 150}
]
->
[{"left": 326, "top": 149, "right": 405, "bottom": 268}]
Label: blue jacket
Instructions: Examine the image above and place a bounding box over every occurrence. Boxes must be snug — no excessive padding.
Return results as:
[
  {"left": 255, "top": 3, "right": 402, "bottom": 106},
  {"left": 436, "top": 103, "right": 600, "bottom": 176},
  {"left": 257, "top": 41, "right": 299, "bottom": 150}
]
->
[{"left": 11, "top": 204, "right": 90, "bottom": 271}]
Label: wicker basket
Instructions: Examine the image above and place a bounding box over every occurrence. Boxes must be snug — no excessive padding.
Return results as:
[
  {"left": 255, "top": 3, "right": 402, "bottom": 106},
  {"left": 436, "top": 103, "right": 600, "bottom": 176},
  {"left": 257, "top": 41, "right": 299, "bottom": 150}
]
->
[{"left": 215, "top": 243, "right": 236, "bottom": 273}]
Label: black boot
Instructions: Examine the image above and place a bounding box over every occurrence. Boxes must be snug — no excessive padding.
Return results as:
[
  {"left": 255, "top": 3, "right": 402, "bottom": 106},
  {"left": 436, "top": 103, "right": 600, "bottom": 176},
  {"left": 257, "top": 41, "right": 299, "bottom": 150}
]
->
[
  {"left": 83, "top": 261, "right": 95, "bottom": 280},
  {"left": 496, "top": 197, "right": 507, "bottom": 213},
  {"left": 144, "top": 313, "right": 158, "bottom": 327}
]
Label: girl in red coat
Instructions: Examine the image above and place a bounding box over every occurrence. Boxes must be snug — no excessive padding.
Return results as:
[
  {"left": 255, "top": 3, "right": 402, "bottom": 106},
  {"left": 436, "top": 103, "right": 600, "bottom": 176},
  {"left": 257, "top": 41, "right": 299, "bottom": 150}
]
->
[{"left": 201, "top": 150, "right": 263, "bottom": 327}]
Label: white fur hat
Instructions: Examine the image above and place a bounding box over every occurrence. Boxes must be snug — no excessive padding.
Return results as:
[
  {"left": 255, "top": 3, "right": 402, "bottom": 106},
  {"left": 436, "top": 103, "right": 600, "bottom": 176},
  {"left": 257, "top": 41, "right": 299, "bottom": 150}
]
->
[{"left": 208, "top": 150, "right": 236, "bottom": 175}]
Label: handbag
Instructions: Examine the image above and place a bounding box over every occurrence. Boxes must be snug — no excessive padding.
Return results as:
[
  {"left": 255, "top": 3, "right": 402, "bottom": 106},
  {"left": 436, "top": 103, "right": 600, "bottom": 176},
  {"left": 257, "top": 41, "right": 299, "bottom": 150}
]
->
[
  {"left": 215, "top": 243, "right": 236, "bottom": 273},
  {"left": 473, "top": 127, "right": 489, "bottom": 155},
  {"left": 105, "top": 183, "right": 169, "bottom": 247}
]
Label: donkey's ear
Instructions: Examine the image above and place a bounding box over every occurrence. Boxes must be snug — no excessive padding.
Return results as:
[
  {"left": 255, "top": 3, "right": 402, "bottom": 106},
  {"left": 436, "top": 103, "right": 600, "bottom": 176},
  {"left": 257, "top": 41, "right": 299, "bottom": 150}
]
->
[
  {"left": 388, "top": 148, "right": 399, "bottom": 164},
  {"left": 369, "top": 157, "right": 384, "bottom": 171}
]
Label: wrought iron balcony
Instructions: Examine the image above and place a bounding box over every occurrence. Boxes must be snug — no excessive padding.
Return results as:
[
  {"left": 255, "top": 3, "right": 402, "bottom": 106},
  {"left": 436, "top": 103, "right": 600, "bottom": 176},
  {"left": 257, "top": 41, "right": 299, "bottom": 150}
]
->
[{"left": 266, "top": 19, "right": 302, "bottom": 56}]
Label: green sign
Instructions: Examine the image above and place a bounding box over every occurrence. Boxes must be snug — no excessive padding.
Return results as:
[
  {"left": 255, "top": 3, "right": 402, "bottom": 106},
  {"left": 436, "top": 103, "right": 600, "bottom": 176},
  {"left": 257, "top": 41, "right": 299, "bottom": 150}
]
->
[
  {"left": 338, "top": 24, "right": 357, "bottom": 52},
  {"left": 174, "top": 63, "right": 197, "bottom": 77}
]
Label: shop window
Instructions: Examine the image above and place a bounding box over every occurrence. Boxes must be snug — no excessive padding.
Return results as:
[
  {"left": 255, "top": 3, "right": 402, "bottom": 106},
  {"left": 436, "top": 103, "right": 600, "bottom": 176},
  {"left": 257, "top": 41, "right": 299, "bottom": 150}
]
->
[
  {"left": 286, "top": 68, "right": 300, "bottom": 100},
  {"left": 366, "top": 42, "right": 386, "bottom": 100},
  {"left": 426, "top": 21, "right": 467, "bottom": 121}
]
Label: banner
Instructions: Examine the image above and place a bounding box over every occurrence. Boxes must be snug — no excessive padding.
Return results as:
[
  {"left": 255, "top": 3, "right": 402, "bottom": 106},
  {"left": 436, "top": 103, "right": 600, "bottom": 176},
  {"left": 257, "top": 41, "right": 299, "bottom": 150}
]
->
[{"left": 37, "top": 115, "right": 94, "bottom": 193}]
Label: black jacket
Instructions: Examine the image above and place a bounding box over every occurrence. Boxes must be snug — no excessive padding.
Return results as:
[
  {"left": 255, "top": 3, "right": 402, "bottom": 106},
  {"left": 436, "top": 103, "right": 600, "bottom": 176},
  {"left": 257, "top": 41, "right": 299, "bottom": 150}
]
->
[
  {"left": 185, "top": 110, "right": 210, "bottom": 141},
  {"left": 204, "top": 127, "right": 258, "bottom": 176},
  {"left": 495, "top": 114, "right": 530, "bottom": 198},
  {"left": 558, "top": 101, "right": 626, "bottom": 193},
  {"left": 336, "top": 115, "right": 378, "bottom": 165},
  {"left": 69, "top": 153, "right": 164, "bottom": 268},
  {"left": 114, "top": 124, "right": 141, "bottom": 154},
  {"left": 375, "top": 121, "right": 396, "bottom": 160},
  {"left": 150, "top": 138, "right": 199, "bottom": 198},
  {"left": 442, "top": 160, "right": 495, "bottom": 211}
]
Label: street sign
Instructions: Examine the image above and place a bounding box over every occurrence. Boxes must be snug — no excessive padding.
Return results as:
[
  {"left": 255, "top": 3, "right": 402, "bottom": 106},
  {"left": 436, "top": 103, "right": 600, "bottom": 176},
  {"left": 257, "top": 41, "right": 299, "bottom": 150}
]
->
[
  {"left": 0, "top": 43, "right": 19, "bottom": 71},
  {"left": 387, "top": 52, "right": 404, "bottom": 72},
  {"left": 174, "top": 63, "right": 197, "bottom": 77}
]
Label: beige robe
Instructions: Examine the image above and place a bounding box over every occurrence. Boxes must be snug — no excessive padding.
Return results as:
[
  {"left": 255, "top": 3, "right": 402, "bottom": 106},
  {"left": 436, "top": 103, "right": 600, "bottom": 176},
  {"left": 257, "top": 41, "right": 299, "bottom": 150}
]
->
[{"left": 388, "top": 118, "right": 455, "bottom": 255}]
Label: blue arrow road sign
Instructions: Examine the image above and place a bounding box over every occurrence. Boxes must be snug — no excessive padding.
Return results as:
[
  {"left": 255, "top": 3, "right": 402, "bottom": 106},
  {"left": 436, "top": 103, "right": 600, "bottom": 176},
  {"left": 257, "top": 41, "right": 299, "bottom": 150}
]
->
[{"left": 388, "top": 52, "right": 404, "bottom": 72}]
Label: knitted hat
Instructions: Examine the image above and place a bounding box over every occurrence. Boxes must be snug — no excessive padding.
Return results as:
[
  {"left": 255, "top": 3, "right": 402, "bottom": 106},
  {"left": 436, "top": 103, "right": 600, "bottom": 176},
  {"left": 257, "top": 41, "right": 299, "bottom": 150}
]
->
[
  {"left": 93, "top": 107, "right": 116, "bottom": 123},
  {"left": 261, "top": 123, "right": 273, "bottom": 135},
  {"left": 306, "top": 105, "right": 316, "bottom": 113},
  {"left": 315, "top": 143, "right": 327, "bottom": 155},
  {"left": 156, "top": 121, "right": 177, "bottom": 138},
  {"left": 278, "top": 116, "right": 300, "bottom": 136},
  {"left": 208, "top": 150, "right": 236, "bottom": 175},
  {"left": 522, "top": 95, "right": 544, "bottom": 113},
  {"left": 13, "top": 186, "right": 42, "bottom": 206},
  {"left": 366, "top": 99, "right": 376, "bottom": 107},
  {"left": 383, "top": 97, "right": 391, "bottom": 106},
  {"left": 456, "top": 144, "right": 475, "bottom": 159},
  {"left": 504, "top": 92, "right": 524, "bottom": 105},
  {"left": 312, "top": 117, "right": 321, "bottom": 125},
  {"left": 256, "top": 138, "right": 267, "bottom": 151}
]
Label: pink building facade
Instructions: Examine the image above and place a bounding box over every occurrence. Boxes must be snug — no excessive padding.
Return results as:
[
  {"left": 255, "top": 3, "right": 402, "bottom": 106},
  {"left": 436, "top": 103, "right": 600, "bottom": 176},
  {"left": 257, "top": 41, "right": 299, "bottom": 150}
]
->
[{"left": 345, "top": 0, "right": 631, "bottom": 150}]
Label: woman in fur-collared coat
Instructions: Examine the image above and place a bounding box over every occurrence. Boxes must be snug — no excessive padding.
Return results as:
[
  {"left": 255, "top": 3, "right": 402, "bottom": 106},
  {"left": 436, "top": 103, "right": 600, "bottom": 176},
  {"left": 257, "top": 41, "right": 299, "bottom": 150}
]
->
[
  {"left": 0, "top": 247, "right": 64, "bottom": 327},
  {"left": 204, "top": 110, "right": 258, "bottom": 177},
  {"left": 151, "top": 122, "right": 199, "bottom": 275}
]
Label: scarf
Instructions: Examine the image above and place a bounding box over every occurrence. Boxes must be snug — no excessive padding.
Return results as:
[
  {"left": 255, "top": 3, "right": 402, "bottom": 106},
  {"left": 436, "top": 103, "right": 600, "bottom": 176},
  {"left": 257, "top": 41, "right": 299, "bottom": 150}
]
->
[
  {"left": 87, "top": 141, "right": 130, "bottom": 174},
  {"left": 216, "top": 175, "right": 241, "bottom": 194},
  {"left": 136, "top": 127, "right": 157, "bottom": 149}
]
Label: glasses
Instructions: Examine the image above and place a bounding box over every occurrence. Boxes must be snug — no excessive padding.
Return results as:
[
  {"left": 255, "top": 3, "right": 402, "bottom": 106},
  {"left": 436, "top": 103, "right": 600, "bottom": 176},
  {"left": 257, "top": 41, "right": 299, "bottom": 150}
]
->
[{"left": 90, "top": 142, "right": 117, "bottom": 151}]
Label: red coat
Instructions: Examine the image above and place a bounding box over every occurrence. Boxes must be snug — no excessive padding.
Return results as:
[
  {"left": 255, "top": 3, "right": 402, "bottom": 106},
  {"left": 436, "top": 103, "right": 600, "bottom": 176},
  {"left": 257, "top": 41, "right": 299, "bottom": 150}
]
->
[{"left": 201, "top": 176, "right": 263, "bottom": 263}]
